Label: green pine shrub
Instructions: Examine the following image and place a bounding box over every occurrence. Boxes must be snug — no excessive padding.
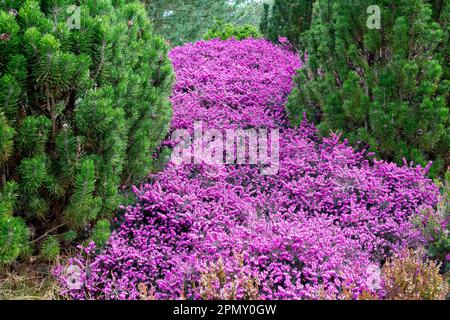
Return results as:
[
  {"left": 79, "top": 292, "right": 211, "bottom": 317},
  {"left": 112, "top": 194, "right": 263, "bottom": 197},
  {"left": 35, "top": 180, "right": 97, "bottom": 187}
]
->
[
  {"left": 40, "top": 236, "right": 60, "bottom": 261},
  {"left": 146, "top": 0, "right": 265, "bottom": 46},
  {"left": 429, "top": 0, "right": 449, "bottom": 85},
  {"left": 0, "top": 181, "right": 29, "bottom": 264},
  {"left": 90, "top": 218, "right": 110, "bottom": 247},
  {"left": 0, "top": 215, "right": 29, "bottom": 263},
  {"left": 260, "top": 0, "right": 314, "bottom": 50},
  {"left": 0, "top": 0, "right": 173, "bottom": 264},
  {"left": 204, "top": 20, "right": 261, "bottom": 41},
  {"left": 286, "top": 0, "right": 449, "bottom": 177},
  {"left": 62, "top": 230, "right": 77, "bottom": 243}
]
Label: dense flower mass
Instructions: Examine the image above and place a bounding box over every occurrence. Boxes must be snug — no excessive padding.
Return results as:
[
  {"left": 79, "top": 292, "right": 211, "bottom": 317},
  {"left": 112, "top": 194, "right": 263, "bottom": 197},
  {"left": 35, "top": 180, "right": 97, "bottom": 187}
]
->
[
  {"left": 56, "top": 39, "right": 439, "bottom": 299},
  {"left": 168, "top": 39, "right": 300, "bottom": 130}
]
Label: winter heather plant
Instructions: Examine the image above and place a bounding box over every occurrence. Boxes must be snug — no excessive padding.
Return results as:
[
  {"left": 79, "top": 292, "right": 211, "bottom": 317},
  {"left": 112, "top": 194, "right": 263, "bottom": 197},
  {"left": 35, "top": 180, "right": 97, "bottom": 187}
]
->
[{"left": 56, "top": 39, "right": 440, "bottom": 300}]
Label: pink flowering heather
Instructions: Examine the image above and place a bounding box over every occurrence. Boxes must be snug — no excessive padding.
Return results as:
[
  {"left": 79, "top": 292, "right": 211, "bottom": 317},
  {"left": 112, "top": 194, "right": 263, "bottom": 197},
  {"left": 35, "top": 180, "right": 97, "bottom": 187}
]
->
[{"left": 56, "top": 39, "right": 439, "bottom": 300}]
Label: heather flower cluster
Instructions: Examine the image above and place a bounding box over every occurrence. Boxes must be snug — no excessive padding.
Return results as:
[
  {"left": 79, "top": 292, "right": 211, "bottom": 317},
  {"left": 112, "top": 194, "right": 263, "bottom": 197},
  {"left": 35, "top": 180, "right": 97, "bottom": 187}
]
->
[{"left": 56, "top": 39, "right": 439, "bottom": 300}]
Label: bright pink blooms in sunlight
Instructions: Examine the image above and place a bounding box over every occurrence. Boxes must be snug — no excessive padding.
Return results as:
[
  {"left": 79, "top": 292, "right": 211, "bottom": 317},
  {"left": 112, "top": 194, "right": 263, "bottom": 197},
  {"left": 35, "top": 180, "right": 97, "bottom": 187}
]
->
[{"left": 56, "top": 39, "right": 439, "bottom": 300}]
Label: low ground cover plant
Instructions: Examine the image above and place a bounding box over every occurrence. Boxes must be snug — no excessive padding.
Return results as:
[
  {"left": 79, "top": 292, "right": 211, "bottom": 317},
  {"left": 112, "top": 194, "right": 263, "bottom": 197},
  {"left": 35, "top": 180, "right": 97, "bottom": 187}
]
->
[{"left": 56, "top": 39, "right": 443, "bottom": 300}]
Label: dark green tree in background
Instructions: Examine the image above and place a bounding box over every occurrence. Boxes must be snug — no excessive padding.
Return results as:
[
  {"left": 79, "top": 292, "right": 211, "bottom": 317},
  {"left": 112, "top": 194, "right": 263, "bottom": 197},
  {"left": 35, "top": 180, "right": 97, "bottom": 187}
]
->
[
  {"left": 286, "top": 0, "right": 449, "bottom": 177},
  {"left": 260, "top": 0, "right": 314, "bottom": 50},
  {"left": 428, "top": 0, "right": 449, "bottom": 82},
  {"left": 146, "top": 0, "right": 268, "bottom": 46},
  {"left": 0, "top": 0, "right": 173, "bottom": 263},
  {"left": 204, "top": 20, "right": 260, "bottom": 40}
]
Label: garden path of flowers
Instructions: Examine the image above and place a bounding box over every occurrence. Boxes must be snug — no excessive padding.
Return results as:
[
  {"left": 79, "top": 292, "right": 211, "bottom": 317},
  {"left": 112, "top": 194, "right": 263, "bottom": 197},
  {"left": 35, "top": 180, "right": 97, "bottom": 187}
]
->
[{"left": 58, "top": 39, "right": 439, "bottom": 299}]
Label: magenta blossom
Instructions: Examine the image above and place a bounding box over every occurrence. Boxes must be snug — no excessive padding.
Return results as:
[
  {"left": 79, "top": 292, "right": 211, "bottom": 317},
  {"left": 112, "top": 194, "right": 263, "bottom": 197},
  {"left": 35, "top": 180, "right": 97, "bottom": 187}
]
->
[{"left": 56, "top": 39, "right": 439, "bottom": 300}]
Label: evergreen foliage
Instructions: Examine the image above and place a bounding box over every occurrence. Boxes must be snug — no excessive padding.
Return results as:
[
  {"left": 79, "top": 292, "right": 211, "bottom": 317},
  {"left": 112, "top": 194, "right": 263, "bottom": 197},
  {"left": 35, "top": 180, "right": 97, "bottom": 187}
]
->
[
  {"left": 0, "top": 0, "right": 173, "bottom": 263},
  {"left": 146, "top": 0, "right": 266, "bottom": 45},
  {"left": 429, "top": 0, "right": 449, "bottom": 82},
  {"left": 260, "top": 0, "right": 314, "bottom": 49},
  {"left": 0, "top": 181, "right": 29, "bottom": 264},
  {"left": 90, "top": 218, "right": 110, "bottom": 247},
  {"left": 286, "top": 0, "right": 449, "bottom": 177},
  {"left": 40, "top": 235, "right": 60, "bottom": 261},
  {"left": 204, "top": 20, "right": 260, "bottom": 40}
]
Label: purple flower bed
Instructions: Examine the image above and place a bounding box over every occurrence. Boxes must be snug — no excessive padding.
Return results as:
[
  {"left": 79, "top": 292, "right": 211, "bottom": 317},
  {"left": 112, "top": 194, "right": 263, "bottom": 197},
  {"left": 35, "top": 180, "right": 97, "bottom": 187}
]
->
[{"left": 56, "top": 39, "right": 439, "bottom": 299}]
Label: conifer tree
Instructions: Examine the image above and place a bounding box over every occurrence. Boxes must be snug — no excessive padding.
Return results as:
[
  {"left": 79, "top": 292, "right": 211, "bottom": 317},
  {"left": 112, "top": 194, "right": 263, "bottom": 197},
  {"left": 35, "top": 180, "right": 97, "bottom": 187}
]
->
[
  {"left": 204, "top": 20, "right": 261, "bottom": 40},
  {"left": 286, "top": 0, "right": 449, "bottom": 177},
  {"left": 260, "top": 0, "right": 314, "bottom": 49},
  {"left": 428, "top": 0, "right": 449, "bottom": 81},
  {"left": 146, "top": 0, "right": 265, "bottom": 45},
  {"left": 0, "top": 0, "right": 173, "bottom": 263}
]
